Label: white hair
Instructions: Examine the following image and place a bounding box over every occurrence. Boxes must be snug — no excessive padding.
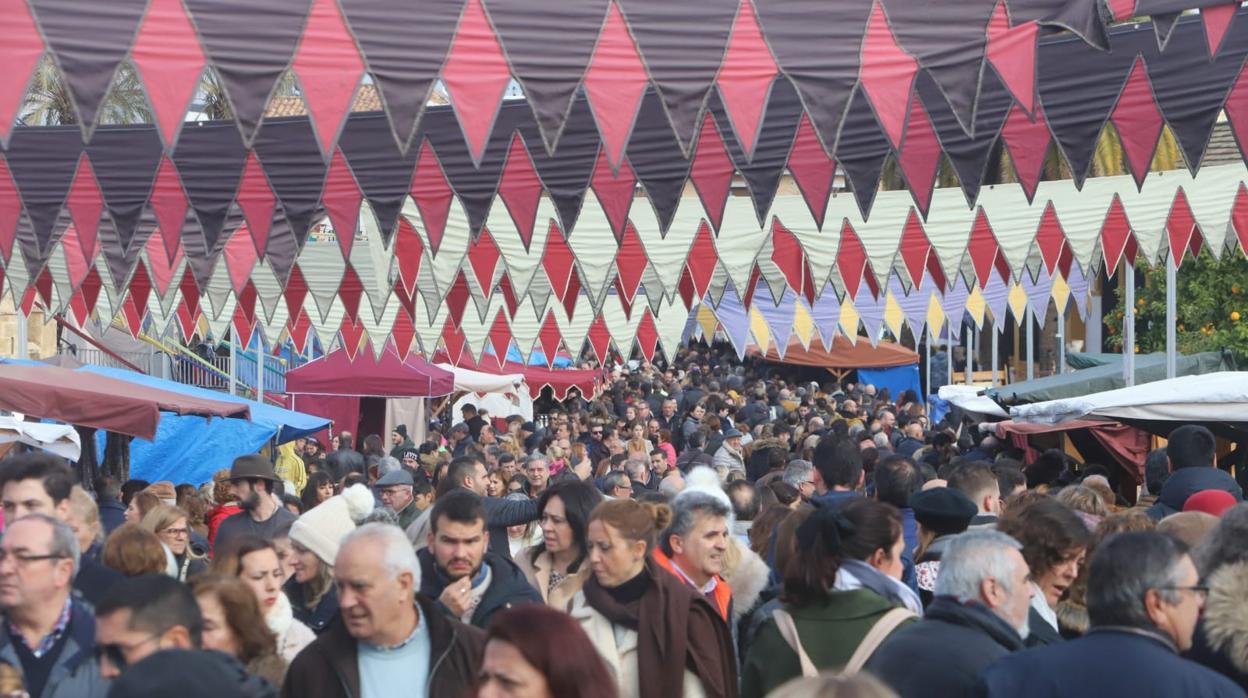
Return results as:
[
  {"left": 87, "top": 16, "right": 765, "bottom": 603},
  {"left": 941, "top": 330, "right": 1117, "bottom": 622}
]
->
[
  {"left": 339, "top": 522, "right": 421, "bottom": 588},
  {"left": 935, "top": 530, "right": 1023, "bottom": 603}
]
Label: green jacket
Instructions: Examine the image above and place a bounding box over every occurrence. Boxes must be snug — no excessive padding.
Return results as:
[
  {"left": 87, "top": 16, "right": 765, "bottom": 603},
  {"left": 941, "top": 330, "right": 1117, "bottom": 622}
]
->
[{"left": 740, "top": 589, "right": 914, "bottom": 698}]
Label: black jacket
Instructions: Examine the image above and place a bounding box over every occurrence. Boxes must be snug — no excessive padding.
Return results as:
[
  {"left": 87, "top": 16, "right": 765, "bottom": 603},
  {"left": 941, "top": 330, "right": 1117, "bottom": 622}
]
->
[
  {"left": 285, "top": 579, "right": 340, "bottom": 635},
  {"left": 324, "top": 447, "right": 365, "bottom": 480},
  {"left": 417, "top": 550, "right": 542, "bottom": 629},
  {"left": 1147, "top": 467, "right": 1243, "bottom": 520},
  {"left": 281, "top": 595, "right": 484, "bottom": 698},
  {"left": 867, "top": 597, "right": 1023, "bottom": 698},
  {"left": 1025, "top": 605, "right": 1063, "bottom": 647}
]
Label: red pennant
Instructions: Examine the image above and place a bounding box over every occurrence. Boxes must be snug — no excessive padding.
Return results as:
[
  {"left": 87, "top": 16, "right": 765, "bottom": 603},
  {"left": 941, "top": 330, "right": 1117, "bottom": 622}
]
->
[
  {"left": 544, "top": 221, "right": 577, "bottom": 301},
  {"left": 787, "top": 114, "right": 835, "bottom": 229},
  {"left": 678, "top": 266, "right": 697, "bottom": 310},
  {"left": 1100, "top": 195, "right": 1137, "bottom": 271},
  {"left": 770, "top": 220, "right": 807, "bottom": 296},
  {"left": 0, "top": 157, "right": 19, "bottom": 263},
  {"left": 561, "top": 267, "right": 582, "bottom": 320},
  {"left": 1166, "top": 188, "right": 1200, "bottom": 267},
  {"left": 237, "top": 152, "right": 275, "bottom": 256},
  {"left": 497, "top": 273, "right": 520, "bottom": 319},
  {"left": 1233, "top": 184, "right": 1248, "bottom": 256},
  {"left": 690, "top": 113, "right": 734, "bottom": 232},
  {"left": 292, "top": 0, "right": 365, "bottom": 155},
  {"left": 986, "top": 2, "right": 1038, "bottom": 115},
  {"left": 441, "top": 0, "right": 512, "bottom": 164},
  {"left": 80, "top": 267, "right": 102, "bottom": 319},
  {"left": 323, "top": 148, "right": 363, "bottom": 259},
  {"left": 145, "top": 227, "right": 183, "bottom": 296},
  {"left": 966, "top": 208, "right": 999, "bottom": 288},
  {"left": 441, "top": 318, "right": 467, "bottom": 365},
  {"left": 131, "top": 0, "right": 205, "bottom": 145},
  {"left": 223, "top": 224, "right": 258, "bottom": 295},
  {"left": 685, "top": 221, "right": 718, "bottom": 299},
  {"left": 392, "top": 278, "right": 417, "bottom": 322},
  {"left": 498, "top": 134, "right": 543, "bottom": 250},
  {"left": 338, "top": 265, "right": 363, "bottom": 321},
  {"left": 151, "top": 156, "right": 188, "bottom": 263},
  {"left": 285, "top": 265, "right": 309, "bottom": 320},
  {"left": 286, "top": 308, "right": 311, "bottom": 353},
  {"left": 445, "top": 271, "right": 470, "bottom": 328},
  {"left": 538, "top": 311, "right": 562, "bottom": 368},
  {"left": 59, "top": 225, "right": 91, "bottom": 293},
  {"left": 635, "top": 310, "right": 659, "bottom": 361},
  {"left": 487, "top": 309, "right": 511, "bottom": 368},
  {"left": 615, "top": 276, "right": 635, "bottom": 319},
  {"left": 898, "top": 210, "right": 931, "bottom": 288},
  {"left": 1035, "top": 203, "right": 1067, "bottom": 276},
  {"left": 1202, "top": 4, "right": 1237, "bottom": 57},
  {"left": 338, "top": 317, "right": 366, "bottom": 360},
  {"left": 1107, "top": 0, "right": 1135, "bottom": 21},
  {"left": 394, "top": 217, "right": 424, "bottom": 296},
  {"left": 742, "top": 264, "right": 762, "bottom": 309},
  {"left": 583, "top": 2, "right": 649, "bottom": 171},
  {"left": 837, "top": 222, "right": 875, "bottom": 300},
  {"left": 120, "top": 294, "right": 144, "bottom": 338},
  {"left": 412, "top": 140, "right": 453, "bottom": 255},
  {"left": 859, "top": 1, "right": 918, "bottom": 149},
  {"left": 615, "top": 222, "right": 647, "bottom": 303},
  {"left": 717, "top": 0, "right": 778, "bottom": 159},
  {"left": 1000, "top": 104, "right": 1050, "bottom": 203},
  {"left": 586, "top": 315, "right": 612, "bottom": 364},
  {"left": 128, "top": 263, "right": 153, "bottom": 317},
  {"left": 1110, "top": 57, "right": 1163, "bottom": 190},
  {"left": 391, "top": 310, "right": 417, "bottom": 359},
  {"left": 469, "top": 227, "right": 501, "bottom": 291},
  {"left": 232, "top": 305, "right": 254, "bottom": 347},
  {"left": 0, "top": 0, "right": 44, "bottom": 144},
  {"left": 897, "top": 95, "right": 940, "bottom": 216},
  {"left": 66, "top": 154, "right": 103, "bottom": 263},
  {"left": 591, "top": 150, "right": 636, "bottom": 243}
]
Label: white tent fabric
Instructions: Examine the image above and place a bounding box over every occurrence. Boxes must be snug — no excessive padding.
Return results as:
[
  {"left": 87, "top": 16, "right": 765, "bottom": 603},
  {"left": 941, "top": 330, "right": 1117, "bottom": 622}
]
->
[
  {"left": 0, "top": 416, "right": 82, "bottom": 461},
  {"left": 938, "top": 385, "right": 1009, "bottom": 419},
  {"left": 1009, "top": 372, "right": 1248, "bottom": 425},
  {"left": 438, "top": 363, "right": 534, "bottom": 422},
  {"left": 436, "top": 364, "right": 526, "bottom": 394}
]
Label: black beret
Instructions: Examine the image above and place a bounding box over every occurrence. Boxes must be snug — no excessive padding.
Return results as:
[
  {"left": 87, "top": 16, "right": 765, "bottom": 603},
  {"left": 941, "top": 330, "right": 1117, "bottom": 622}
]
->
[{"left": 909, "top": 487, "right": 977, "bottom": 536}]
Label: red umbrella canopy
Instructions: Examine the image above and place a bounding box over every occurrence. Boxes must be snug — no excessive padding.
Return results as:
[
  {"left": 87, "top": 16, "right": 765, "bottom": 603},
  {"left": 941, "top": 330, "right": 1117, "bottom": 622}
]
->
[{"left": 0, "top": 363, "right": 251, "bottom": 440}]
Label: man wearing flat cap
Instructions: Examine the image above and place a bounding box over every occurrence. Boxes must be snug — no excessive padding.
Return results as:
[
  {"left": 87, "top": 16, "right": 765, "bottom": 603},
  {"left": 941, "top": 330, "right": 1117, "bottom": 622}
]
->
[{"left": 375, "top": 469, "right": 421, "bottom": 529}]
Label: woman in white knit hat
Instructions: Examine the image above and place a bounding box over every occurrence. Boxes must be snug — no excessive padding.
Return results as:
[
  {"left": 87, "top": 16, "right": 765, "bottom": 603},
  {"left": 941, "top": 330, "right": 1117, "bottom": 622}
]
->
[{"left": 283, "top": 483, "right": 373, "bottom": 634}]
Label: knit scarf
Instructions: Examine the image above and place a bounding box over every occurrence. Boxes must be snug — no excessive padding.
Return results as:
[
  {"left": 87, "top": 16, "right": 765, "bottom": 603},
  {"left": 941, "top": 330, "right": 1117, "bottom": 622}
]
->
[{"left": 582, "top": 556, "right": 738, "bottom": 698}]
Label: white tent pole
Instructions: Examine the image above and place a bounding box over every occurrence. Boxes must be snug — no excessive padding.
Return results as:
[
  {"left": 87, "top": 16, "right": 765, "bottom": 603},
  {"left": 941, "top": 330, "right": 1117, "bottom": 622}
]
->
[
  {"left": 924, "top": 328, "right": 932, "bottom": 398},
  {"left": 965, "top": 322, "right": 973, "bottom": 385},
  {"left": 991, "top": 318, "right": 999, "bottom": 387},
  {"left": 1124, "top": 261, "right": 1136, "bottom": 387},
  {"left": 945, "top": 327, "right": 953, "bottom": 390},
  {"left": 1166, "top": 253, "right": 1177, "bottom": 379},
  {"left": 1026, "top": 305, "right": 1035, "bottom": 381},
  {"left": 257, "top": 340, "right": 266, "bottom": 406},
  {"left": 229, "top": 332, "right": 238, "bottom": 396},
  {"left": 1057, "top": 302, "right": 1066, "bottom": 375},
  {"left": 15, "top": 309, "right": 27, "bottom": 359}
]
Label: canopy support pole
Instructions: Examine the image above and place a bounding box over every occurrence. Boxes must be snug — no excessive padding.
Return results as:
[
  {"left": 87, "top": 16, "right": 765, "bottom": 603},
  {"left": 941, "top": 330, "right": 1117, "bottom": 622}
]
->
[
  {"left": 228, "top": 333, "right": 237, "bottom": 396},
  {"left": 1124, "top": 261, "right": 1136, "bottom": 387},
  {"left": 1026, "top": 306, "right": 1035, "bottom": 381},
  {"left": 945, "top": 327, "right": 953, "bottom": 391},
  {"left": 1057, "top": 302, "right": 1066, "bottom": 375},
  {"left": 15, "top": 309, "right": 27, "bottom": 359},
  {"left": 1166, "top": 253, "right": 1177, "bottom": 379},
  {"left": 965, "top": 322, "right": 973, "bottom": 385},
  {"left": 991, "top": 319, "right": 999, "bottom": 387},
  {"left": 257, "top": 340, "right": 266, "bottom": 406},
  {"left": 925, "top": 328, "right": 932, "bottom": 398}
]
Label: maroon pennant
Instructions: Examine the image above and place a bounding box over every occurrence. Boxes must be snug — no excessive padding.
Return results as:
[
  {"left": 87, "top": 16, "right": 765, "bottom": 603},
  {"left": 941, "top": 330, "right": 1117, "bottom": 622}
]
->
[
  {"left": 66, "top": 154, "right": 103, "bottom": 264},
  {"left": 338, "top": 264, "right": 363, "bottom": 321},
  {"left": 285, "top": 264, "right": 309, "bottom": 320},
  {"left": 441, "top": 317, "right": 467, "bottom": 365},
  {"left": 1034, "top": 202, "right": 1067, "bottom": 276},
  {"left": 538, "top": 310, "right": 562, "bottom": 368},
  {"left": 339, "top": 315, "right": 366, "bottom": 360},
  {"left": 985, "top": 1, "right": 1038, "bottom": 115},
  {"left": 543, "top": 220, "right": 577, "bottom": 304},
  {"left": 770, "top": 220, "right": 808, "bottom": 297},
  {"left": 394, "top": 216, "right": 424, "bottom": 297},
  {"left": 716, "top": 0, "right": 778, "bottom": 160},
  {"left": 859, "top": 1, "right": 919, "bottom": 149},
  {"left": 151, "top": 156, "right": 188, "bottom": 264},
  {"left": 590, "top": 149, "right": 636, "bottom": 242},
  {"left": 685, "top": 221, "right": 718, "bottom": 300},
  {"left": 1000, "top": 103, "right": 1051, "bottom": 204},
  {"left": 1110, "top": 57, "right": 1163, "bottom": 191},
  {"left": 1202, "top": 3, "right": 1237, "bottom": 57},
  {"left": 236, "top": 152, "right": 276, "bottom": 257},
  {"left": 223, "top": 224, "right": 258, "bottom": 295},
  {"left": 1166, "top": 188, "right": 1201, "bottom": 266},
  {"left": 131, "top": 0, "right": 205, "bottom": 146},
  {"left": 127, "top": 263, "right": 153, "bottom": 319},
  {"left": 486, "top": 308, "right": 511, "bottom": 368},
  {"left": 411, "top": 140, "right": 454, "bottom": 255},
  {"left": 635, "top": 309, "right": 659, "bottom": 361},
  {"left": 615, "top": 276, "right": 635, "bottom": 319},
  {"left": 445, "top": 270, "right": 471, "bottom": 328},
  {"left": 391, "top": 309, "right": 417, "bottom": 359},
  {"left": 586, "top": 314, "right": 612, "bottom": 364},
  {"left": 234, "top": 280, "right": 258, "bottom": 343},
  {"left": 497, "top": 273, "right": 519, "bottom": 319},
  {"left": 583, "top": 1, "right": 649, "bottom": 173},
  {"left": 469, "top": 226, "right": 501, "bottom": 291},
  {"left": 690, "top": 113, "right": 734, "bottom": 233},
  {"left": 293, "top": 0, "right": 366, "bottom": 156},
  {"left": 0, "top": 0, "right": 44, "bottom": 144},
  {"left": 897, "top": 210, "right": 932, "bottom": 288},
  {"left": 0, "top": 157, "right": 19, "bottom": 263},
  {"left": 837, "top": 221, "right": 877, "bottom": 300},
  {"left": 323, "top": 148, "right": 363, "bottom": 260},
  {"left": 175, "top": 268, "right": 202, "bottom": 341},
  {"left": 145, "top": 226, "right": 183, "bottom": 296},
  {"left": 614, "top": 221, "right": 647, "bottom": 304},
  {"left": 440, "top": 0, "right": 512, "bottom": 164},
  {"left": 787, "top": 113, "right": 836, "bottom": 230},
  {"left": 498, "top": 133, "right": 543, "bottom": 251},
  {"left": 1100, "top": 195, "right": 1138, "bottom": 271},
  {"left": 897, "top": 94, "right": 941, "bottom": 217},
  {"left": 392, "top": 277, "right": 417, "bottom": 321},
  {"left": 1233, "top": 184, "right": 1248, "bottom": 256},
  {"left": 286, "top": 307, "right": 311, "bottom": 354},
  {"left": 561, "top": 265, "right": 582, "bottom": 320}
]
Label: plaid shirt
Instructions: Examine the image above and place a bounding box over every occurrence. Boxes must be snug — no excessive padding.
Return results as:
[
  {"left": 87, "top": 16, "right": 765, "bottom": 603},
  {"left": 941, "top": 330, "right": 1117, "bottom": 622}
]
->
[{"left": 8, "top": 597, "right": 72, "bottom": 658}]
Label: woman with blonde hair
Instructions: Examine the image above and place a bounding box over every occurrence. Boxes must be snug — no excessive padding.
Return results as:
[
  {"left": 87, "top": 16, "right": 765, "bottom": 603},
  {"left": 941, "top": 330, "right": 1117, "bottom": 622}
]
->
[
  {"left": 66, "top": 485, "right": 124, "bottom": 606},
  {"left": 212, "top": 536, "right": 315, "bottom": 663},
  {"left": 190, "top": 574, "right": 287, "bottom": 686},
  {"left": 141, "top": 504, "right": 208, "bottom": 581},
  {"left": 568, "top": 499, "right": 737, "bottom": 698},
  {"left": 285, "top": 483, "right": 373, "bottom": 634},
  {"left": 102, "top": 523, "right": 169, "bottom": 576},
  {"left": 123, "top": 489, "right": 161, "bottom": 525}
]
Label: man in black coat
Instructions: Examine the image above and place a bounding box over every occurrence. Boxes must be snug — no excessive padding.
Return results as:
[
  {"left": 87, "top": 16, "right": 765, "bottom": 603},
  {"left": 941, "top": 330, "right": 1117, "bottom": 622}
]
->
[
  {"left": 324, "top": 430, "right": 365, "bottom": 480},
  {"left": 978, "top": 532, "right": 1243, "bottom": 698},
  {"left": 417, "top": 491, "right": 541, "bottom": 629},
  {"left": 867, "top": 530, "right": 1030, "bottom": 698},
  {"left": 1148, "top": 425, "right": 1243, "bottom": 520}
]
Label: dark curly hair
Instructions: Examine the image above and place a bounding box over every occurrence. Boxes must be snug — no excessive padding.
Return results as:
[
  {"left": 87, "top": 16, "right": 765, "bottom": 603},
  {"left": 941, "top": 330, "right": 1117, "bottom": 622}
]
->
[{"left": 997, "top": 497, "right": 1092, "bottom": 579}]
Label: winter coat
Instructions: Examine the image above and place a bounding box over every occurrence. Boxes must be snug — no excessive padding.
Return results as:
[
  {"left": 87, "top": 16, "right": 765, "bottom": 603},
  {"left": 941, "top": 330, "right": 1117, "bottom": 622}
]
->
[
  {"left": 712, "top": 445, "right": 745, "bottom": 478},
  {"left": 744, "top": 438, "right": 787, "bottom": 482},
  {"left": 740, "top": 589, "right": 915, "bottom": 698},
  {"left": 284, "top": 579, "right": 339, "bottom": 635},
  {"left": 417, "top": 550, "right": 543, "bottom": 629},
  {"left": 266, "top": 592, "right": 316, "bottom": 665},
  {"left": 280, "top": 595, "right": 484, "bottom": 698},
  {"left": 1147, "top": 467, "right": 1243, "bottom": 520},
  {"left": 979, "top": 627, "right": 1244, "bottom": 698},
  {"left": 515, "top": 546, "right": 592, "bottom": 612},
  {"left": 0, "top": 598, "right": 109, "bottom": 698},
  {"left": 567, "top": 591, "right": 708, "bottom": 698},
  {"left": 866, "top": 597, "right": 1024, "bottom": 698},
  {"left": 406, "top": 492, "right": 539, "bottom": 560},
  {"left": 1186, "top": 561, "right": 1248, "bottom": 692}
]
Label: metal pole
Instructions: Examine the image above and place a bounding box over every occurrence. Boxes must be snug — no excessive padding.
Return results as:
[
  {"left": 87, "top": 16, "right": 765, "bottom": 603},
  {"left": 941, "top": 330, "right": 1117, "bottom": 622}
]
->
[
  {"left": 1124, "top": 261, "right": 1136, "bottom": 387},
  {"left": 15, "top": 309, "right": 28, "bottom": 359},
  {"left": 991, "top": 319, "right": 999, "bottom": 387},
  {"left": 228, "top": 332, "right": 237, "bottom": 396},
  {"left": 1057, "top": 302, "right": 1066, "bottom": 375},
  {"left": 945, "top": 329, "right": 953, "bottom": 390},
  {"left": 924, "top": 328, "right": 932, "bottom": 398},
  {"left": 965, "top": 322, "right": 973, "bottom": 385},
  {"left": 1166, "top": 252, "right": 1177, "bottom": 379},
  {"left": 1026, "top": 305, "right": 1035, "bottom": 381},
  {"left": 257, "top": 343, "right": 266, "bottom": 405}
]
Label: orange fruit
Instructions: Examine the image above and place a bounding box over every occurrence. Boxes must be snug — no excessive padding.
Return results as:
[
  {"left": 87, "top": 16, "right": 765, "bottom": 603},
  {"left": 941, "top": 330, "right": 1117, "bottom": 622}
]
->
[{"left": 1232, "top": 311, "right": 1241, "bottom": 322}]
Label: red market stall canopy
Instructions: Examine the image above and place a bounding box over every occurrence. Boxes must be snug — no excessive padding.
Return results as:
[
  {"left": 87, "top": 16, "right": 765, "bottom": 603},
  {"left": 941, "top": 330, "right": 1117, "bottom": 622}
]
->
[
  {"left": 285, "top": 347, "right": 455, "bottom": 397},
  {"left": 0, "top": 362, "right": 251, "bottom": 440},
  {"left": 751, "top": 335, "right": 918, "bottom": 369},
  {"left": 2, "top": 2, "right": 1248, "bottom": 362}
]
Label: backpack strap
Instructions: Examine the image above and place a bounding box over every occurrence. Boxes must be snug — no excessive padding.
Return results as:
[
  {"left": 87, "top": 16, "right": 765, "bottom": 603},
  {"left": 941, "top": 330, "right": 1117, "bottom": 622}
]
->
[
  {"left": 771, "top": 609, "right": 819, "bottom": 678},
  {"left": 842, "top": 607, "right": 916, "bottom": 675}
]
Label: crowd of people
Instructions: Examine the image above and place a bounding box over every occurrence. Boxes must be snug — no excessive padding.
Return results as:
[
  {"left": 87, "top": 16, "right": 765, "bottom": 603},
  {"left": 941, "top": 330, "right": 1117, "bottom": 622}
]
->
[{"left": 1, "top": 344, "right": 1247, "bottom": 697}]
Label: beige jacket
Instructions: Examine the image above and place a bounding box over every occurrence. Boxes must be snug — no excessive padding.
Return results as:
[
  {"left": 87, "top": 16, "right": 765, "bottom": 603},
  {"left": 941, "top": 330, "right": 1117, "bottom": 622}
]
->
[
  {"left": 567, "top": 591, "right": 707, "bottom": 698},
  {"left": 514, "top": 546, "right": 592, "bottom": 612}
]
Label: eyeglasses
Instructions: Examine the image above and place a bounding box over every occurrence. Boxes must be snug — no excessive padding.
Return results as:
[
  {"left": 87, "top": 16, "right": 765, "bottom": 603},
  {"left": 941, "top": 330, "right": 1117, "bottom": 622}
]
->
[
  {"left": 159, "top": 527, "right": 190, "bottom": 538},
  {"left": 1157, "top": 584, "right": 1209, "bottom": 597},
  {"left": 94, "top": 634, "right": 162, "bottom": 671},
  {"left": 0, "top": 549, "right": 66, "bottom": 566}
]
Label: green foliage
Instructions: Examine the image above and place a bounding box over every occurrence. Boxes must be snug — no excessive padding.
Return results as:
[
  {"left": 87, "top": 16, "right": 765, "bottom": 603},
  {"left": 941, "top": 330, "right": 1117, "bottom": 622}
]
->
[{"left": 1106, "top": 249, "right": 1248, "bottom": 360}]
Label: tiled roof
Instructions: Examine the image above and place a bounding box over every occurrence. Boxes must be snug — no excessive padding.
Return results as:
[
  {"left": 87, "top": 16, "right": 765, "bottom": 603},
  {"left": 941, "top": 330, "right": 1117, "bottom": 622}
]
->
[
  {"left": 263, "top": 83, "right": 449, "bottom": 118},
  {"left": 1204, "top": 122, "right": 1243, "bottom": 167}
]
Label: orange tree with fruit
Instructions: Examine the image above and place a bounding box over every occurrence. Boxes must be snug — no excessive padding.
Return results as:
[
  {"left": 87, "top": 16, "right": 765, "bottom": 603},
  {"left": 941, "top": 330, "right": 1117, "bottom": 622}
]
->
[{"left": 1106, "top": 248, "right": 1248, "bottom": 361}]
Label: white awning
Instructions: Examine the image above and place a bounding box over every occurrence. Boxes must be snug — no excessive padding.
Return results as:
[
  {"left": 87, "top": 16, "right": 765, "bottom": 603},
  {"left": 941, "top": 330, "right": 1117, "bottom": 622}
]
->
[{"left": 1009, "top": 372, "right": 1248, "bottom": 425}]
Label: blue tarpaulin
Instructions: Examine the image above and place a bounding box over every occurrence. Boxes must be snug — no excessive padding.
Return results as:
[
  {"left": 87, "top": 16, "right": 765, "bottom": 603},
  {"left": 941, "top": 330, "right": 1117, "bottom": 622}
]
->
[
  {"left": 858, "top": 365, "right": 923, "bottom": 402},
  {"left": 75, "top": 366, "right": 328, "bottom": 486}
]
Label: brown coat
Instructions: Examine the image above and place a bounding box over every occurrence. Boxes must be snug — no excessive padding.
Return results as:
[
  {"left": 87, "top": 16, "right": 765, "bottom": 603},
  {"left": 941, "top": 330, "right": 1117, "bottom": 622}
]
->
[
  {"left": 281, "top": 594, "right": 484, "bottom": 698},
  {"left": 515, "top": 546, "right": 592, "bottom": 612}
]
